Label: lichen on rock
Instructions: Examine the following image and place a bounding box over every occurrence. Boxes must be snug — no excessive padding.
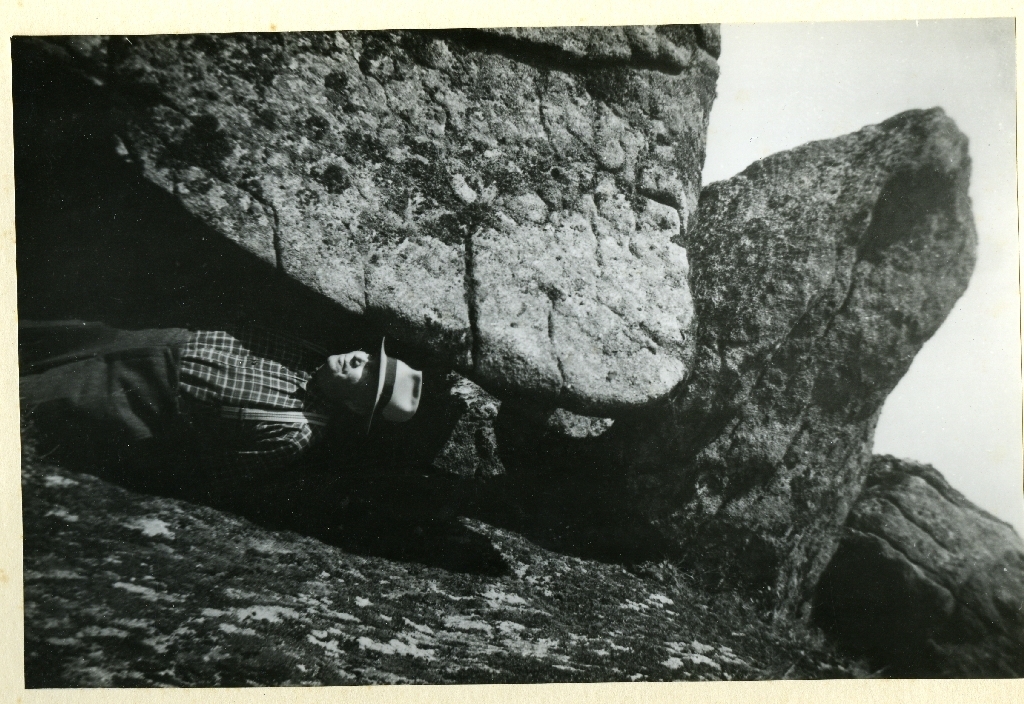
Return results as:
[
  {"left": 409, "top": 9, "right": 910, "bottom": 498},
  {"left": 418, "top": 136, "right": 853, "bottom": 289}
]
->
[
  {"left": 16, "top": 31, "right": 1009, "bottom": 681},
  {"left": 72, "top": 27, "right": 718, "bottom": 415},
  {"left": 608, "top": 108, "right": 978, "bottom": 613},
  {"left": 814, "top": 455, "right": 1024, "bottom": 677}
]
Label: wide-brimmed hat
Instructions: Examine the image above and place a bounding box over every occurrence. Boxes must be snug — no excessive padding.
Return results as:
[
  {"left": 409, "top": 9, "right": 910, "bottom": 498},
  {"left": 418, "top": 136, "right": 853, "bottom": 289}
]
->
[{"left": 366, "top": 338, "right": 423, "bottom": 433}]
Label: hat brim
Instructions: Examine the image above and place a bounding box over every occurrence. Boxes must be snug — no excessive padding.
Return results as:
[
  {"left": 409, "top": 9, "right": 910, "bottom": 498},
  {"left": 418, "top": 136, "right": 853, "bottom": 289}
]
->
[
  {"left": 365, "top": 338, "right": 388, "bottom": 434},
  {"left": 366, "top": 337, "right": 393, "bottom": 433}
]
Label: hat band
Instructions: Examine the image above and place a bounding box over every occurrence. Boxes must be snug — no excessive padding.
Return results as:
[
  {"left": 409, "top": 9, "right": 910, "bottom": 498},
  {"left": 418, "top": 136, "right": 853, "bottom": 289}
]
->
[{"left": 376, "top": 356, "right": 398, "bottom": 416}]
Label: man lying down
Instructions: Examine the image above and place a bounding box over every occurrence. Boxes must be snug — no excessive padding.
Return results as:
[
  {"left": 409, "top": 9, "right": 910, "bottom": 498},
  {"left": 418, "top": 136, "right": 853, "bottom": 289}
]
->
[{"left": 19, "top": 320, "right": 423, "bottom": 504}]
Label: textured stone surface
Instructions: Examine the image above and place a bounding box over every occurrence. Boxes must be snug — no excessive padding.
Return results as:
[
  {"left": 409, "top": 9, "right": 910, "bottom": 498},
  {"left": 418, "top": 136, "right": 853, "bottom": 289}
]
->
[
  {"left": 480, "top": 25, "right": 722, "bottom": 66},
  {"left": 372, "top": 111, "right": 982, "bottom": 615},
  {"left": 21, "top": 433, "right": 862, "bottom": 686},
  {"left": 16, "top": 36, "right": 998, "bottom": 676},
  {"left": 431, "top": 373, "right": 506, "bottom": 480},
  {"left": 46, "top": 28, "right": 717, "bottom": 414},
  {"left": 606, "top": 108, "right": 978, "bottom": 613},
  {"left": 814, "top": 455, "right": 1024, "bottom": 677}
]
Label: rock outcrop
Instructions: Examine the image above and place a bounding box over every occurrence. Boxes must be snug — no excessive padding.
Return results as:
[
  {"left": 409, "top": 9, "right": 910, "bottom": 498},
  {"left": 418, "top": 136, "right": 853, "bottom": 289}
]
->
[
  {"left": 41, "top": 27, "right": 719, "bottom": 416},
  {"left": 22, "top": 432, "right": 863, "bottom": 686},
  {"left": 814, "top": 455, "right": 1024, "bottom": 677},
  {"left": 609, "top": 108, "right": 978, "bottom": 613},
  {"left": 402, "top": 109, "right": 980, "bottom": 618},
  {"left": 431, "top": 373, "right": 506, "bottom": 480},
  {"left": 15, "top": 30, "right": 1001, "bottom": 680}
]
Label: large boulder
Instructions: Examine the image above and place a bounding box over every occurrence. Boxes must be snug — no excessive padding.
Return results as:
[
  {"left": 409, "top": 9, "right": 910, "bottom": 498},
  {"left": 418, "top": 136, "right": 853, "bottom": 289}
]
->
[
  {"left": 405, "top": 110, "right": 980, "bottom": 616},
  {"left": 606, "top": 108, "right": 977, "bottom": 613},
  {"left": 814, "top": 455, "right": 1024, "bottom": 677},
  {"left": 42, "top": 27, "right": 719, "bottom": 416}
]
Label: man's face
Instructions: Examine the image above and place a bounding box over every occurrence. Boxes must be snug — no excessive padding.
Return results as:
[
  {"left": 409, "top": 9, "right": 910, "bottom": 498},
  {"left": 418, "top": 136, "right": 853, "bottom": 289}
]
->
[{"left": 317, "top": 351, "right": 379, "bottom": 416}]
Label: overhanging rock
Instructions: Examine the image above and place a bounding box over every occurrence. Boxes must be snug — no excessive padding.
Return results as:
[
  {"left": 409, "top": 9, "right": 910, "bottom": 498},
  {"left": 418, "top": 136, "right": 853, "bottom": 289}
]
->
[
  {"left": 56, "top": 27, "right": 719, "bottom": 416},
  {"left": 609, "top": 108, "right": 978, "bottom": 614},
  {"left": 390, "top": 110, "right": 981, "bottom": 614}
]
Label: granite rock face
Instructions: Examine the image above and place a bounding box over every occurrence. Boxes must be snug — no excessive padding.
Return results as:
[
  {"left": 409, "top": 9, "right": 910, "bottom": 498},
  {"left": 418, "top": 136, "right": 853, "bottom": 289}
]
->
[
  {"left": 21, "top": 431, "right": 862, "bottom": 686},
  {"left": 430, "top": 373, "right": 506, "bottom": 480},
  {"left": 16, "top": 34, "right": 994, "bottom": 674},
  {"left": 607, "top": 108, "right": 978, "bottom": 613},
  {"left": 49, "top": 27, "right": 718, "bottom": 416},
  {"left": 814, "top": 455, "right": 1024, "bottom": 677},
  {"left": 396, "top": 110, "right": 980, "bottom": 619}
]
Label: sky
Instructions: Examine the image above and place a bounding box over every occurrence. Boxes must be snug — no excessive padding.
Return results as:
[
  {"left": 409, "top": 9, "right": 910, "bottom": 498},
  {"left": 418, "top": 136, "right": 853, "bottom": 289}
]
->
[{"left": 702, "top": 20, "right": 1022, "bottom": 532}]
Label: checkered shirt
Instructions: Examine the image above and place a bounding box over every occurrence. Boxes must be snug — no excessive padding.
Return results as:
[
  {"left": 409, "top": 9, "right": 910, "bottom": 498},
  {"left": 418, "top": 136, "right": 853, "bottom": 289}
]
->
[{"left": 178, "top": 325, "right": 335, "bottom": 489}]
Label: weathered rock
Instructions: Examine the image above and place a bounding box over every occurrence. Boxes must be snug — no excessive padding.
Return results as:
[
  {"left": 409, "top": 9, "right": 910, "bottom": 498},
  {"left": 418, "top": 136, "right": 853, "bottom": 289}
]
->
[
  {"left": 14, "top": 34, "right": 991, "bottom": 658},
  {"left": 431, "top": 373, "right": 505, "bottom": 480},
  {"left": 814, "top": 455, "right": 1024, "bottom": 677},
  {"left": 537, "top": 407, "right": 616, "bottom": 440},
  {"left": 21, "top": 428, "right": 863, "bottom": 686},
  {"left": 608, "top": 108, "right": 978, "bottom": 613},
  {"left": 427, "top": 374, "right": 613, "bottom": 482},
  {"left": 45, "top": 28, "right": 718, "bottom": 415},
  {"left": 480, "top": 25, "right": 722, "bottom": 66},
  {"left": 385, "top": 110, "right": 981, "bottom": 610}
]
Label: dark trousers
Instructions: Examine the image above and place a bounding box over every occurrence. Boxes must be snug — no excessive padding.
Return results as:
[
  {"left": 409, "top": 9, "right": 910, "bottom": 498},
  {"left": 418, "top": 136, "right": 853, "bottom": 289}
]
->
[{"left": 20, "top": 321, "right": 194, "bottom": 487}]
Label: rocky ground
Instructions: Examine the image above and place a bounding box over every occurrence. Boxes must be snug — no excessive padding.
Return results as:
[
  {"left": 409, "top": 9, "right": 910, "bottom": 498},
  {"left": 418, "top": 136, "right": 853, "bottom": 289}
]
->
[
  {"left": 22, "top": 427, "right": 867, "bottom": 687},
  {"left": 814, "top": 456, "right": 1024, "bottom": 677}
]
